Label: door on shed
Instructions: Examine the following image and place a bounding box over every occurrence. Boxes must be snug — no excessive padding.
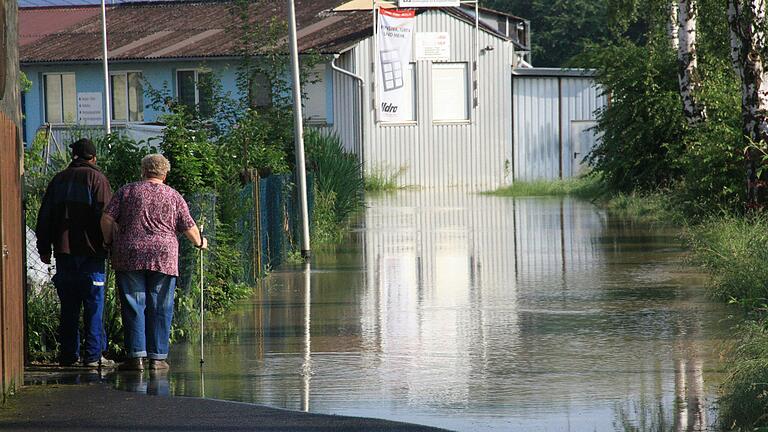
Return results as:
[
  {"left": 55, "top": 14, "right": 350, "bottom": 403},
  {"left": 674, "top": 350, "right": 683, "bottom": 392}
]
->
[{"left": 569, "top": 120, "right": 598, "bottom": 177}]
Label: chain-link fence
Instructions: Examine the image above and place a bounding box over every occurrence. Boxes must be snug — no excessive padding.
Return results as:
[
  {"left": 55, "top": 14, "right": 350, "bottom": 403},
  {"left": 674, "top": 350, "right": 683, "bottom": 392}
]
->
[{"left": 238, "top": 173, "right": 314, "bottom": 285}]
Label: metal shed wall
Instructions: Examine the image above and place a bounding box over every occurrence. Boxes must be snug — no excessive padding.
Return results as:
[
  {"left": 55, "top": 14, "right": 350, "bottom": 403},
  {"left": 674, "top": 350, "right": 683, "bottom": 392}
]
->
[
  {"left": 332, "top": 9, "right": 515, "bottom": 190},
  {"left": 512, "top": 74, "right": 605, "bottom": 181}
]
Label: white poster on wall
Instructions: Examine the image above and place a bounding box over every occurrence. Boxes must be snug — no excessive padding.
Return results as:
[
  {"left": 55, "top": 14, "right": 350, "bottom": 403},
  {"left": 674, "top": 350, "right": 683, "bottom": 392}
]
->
[
  {"left": 377, "top": 8, "right": 416, "bottom": 122},
  {"left": 77, "top": 92, "right": 103, "bottom": 126},
  {"left": 398, "top": 0, "right": 460, "bottom": 7},
  {"left": 415, "top": 32, "right": 450, "bottom": 61}
]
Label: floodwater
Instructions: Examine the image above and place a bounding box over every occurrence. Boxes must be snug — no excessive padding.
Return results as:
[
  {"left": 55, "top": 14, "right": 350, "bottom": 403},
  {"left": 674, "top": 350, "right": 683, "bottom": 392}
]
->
[{"left": 130, "top": 192, "right": 735, "bottom": 431}]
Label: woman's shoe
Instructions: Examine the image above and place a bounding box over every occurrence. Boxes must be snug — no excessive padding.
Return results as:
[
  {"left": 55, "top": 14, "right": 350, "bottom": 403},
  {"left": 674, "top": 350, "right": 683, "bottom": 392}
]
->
[
  {"left": 148, "top": 359, "right": 170, "bottom": 370},
  {"left": 118, "top": 357, "right": 144, "bottom": 371}
]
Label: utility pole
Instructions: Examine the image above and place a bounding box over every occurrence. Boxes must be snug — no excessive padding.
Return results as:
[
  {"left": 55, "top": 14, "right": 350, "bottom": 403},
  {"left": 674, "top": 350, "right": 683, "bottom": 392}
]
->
[
  {"left": 100, "top": 0, "right": 111, "bottom": 134},
  {"left": 286, "top": 0, "right": 311, "bottom": 260}
]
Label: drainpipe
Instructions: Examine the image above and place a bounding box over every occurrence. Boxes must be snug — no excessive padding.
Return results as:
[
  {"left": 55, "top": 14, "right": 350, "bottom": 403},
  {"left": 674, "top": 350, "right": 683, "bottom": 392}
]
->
[{"left": 331, "top": 54, "right": 366, "bottom": 169}]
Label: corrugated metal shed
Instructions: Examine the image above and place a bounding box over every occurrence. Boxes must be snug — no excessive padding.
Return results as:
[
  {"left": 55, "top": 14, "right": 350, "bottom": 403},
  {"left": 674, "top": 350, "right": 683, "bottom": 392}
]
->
[
  {"left": 512, "top": 69, "right": 606, "bottom": 181},
  {"left": 331, "top": 9, "right": 516, "bottom": 190}
]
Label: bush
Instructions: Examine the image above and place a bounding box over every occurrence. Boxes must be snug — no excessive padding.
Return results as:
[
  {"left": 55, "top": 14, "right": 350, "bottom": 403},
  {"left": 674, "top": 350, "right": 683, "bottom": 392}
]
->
[
  {"left": 305, "top": 130, "right": 364, "bottom": 226},
  {"left": 673, "top": 59, "right": 745, "bottom": 216},
  {"left": 26, "top": 284, "right": 60, "bottom": 362},
  {"left": 97, "top": 134, "right": 155, "bottom": 189},
  {"left": 582, "top": 38, "right": 687, "bottom": 193}
]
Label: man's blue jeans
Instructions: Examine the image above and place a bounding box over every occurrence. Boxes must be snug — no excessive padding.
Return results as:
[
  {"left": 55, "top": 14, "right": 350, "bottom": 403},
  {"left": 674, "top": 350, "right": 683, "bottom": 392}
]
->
[
  {"left": 116, "top": 271, "right": 176, "bottom": 360},
  {"left": 52, "top": 255, "right": 107, "bottom": 364}
]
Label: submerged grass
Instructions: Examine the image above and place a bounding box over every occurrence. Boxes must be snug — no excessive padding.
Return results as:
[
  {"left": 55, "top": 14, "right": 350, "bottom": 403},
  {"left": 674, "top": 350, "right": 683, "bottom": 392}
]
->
[
  {"left": 365, "top": 165, "right": 408, "bottom": 193},
  {"left": 488, "top": 175, "right": 605, "bottom": 198},
  {"left": 604, "top": 192, "right": 683, "bottom": 224}
]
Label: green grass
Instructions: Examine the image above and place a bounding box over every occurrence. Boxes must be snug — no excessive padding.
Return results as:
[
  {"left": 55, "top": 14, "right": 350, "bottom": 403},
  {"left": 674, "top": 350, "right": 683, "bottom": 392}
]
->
[
  {"left": 488, "top": 175, "right": 604, "bottom": 198},
  {"left": 685, "top": 214, "right": 768, "bottom": 306},
  {"left": 364, "top": 165, "right": 408, "bottom": 193},
  {"left": 716, "top": 321, "right": 768, "bottom": 431},
  {"left": 603, "top": 192, "right": 682, "bottom": 224}
]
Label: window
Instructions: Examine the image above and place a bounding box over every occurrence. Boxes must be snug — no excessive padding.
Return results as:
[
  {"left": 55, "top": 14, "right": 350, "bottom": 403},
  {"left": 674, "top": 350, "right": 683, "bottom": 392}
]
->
[
  {"left": 176, "top": 69, "right": 213, "bottom": 117},
  {"left": 303, "top": 65, "right": 328, "bottom": 124},
  {"left": 249, "top": 72, "right": 272, "bottom": 110},
  {"left": 383, "top": 63, "right": 417, "bottom": 123},
  {"left": 111, "top": 72, "right": 144, "bottom": 122},
  {"left": 44, "top": 73, "right": 76, "bottom": 123},
  {"left": 432, "top": 63, "right": 469, "bottom": 122}
]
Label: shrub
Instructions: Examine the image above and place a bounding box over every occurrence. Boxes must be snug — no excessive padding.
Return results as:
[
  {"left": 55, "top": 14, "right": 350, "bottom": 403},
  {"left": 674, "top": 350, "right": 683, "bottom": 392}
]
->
[
  {"left": 305, "top": 130, "right": 364, "bottom": 226},
  {"left": 96, "top": 133, "right": 155, "bottom": 189},
  {"left": 674, "top": 59, "right": 744, "bottom": 216},
  {"left": 26, "top": 284, "right": 60, "bottom": 362},
  {"left": 582, "top": 38, "right": 686, "bottom": 193}
]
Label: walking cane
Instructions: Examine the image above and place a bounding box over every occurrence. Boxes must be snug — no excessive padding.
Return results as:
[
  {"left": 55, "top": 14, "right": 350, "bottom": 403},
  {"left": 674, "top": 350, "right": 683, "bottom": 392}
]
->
[{"left": 199, "top": 223, "right": 205, "bottom": 367}]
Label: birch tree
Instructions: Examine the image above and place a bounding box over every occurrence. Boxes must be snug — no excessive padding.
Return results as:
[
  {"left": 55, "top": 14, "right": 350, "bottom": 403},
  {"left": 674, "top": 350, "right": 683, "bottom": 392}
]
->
[
  {"left": 668, "top": 1, "right": 679, "bottom": 51},
  {"left": 676, "top": 0, "right": 707, "bottom": 124},
  {"left": 727, "top": 0, "right": 768, "bottom": 144}
]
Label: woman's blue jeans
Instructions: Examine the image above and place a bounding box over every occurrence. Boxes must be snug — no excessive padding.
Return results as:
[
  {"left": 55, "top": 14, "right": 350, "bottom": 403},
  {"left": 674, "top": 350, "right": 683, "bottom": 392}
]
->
[{"left": 116, "top": 271, "right": 176, "bottom": 360}]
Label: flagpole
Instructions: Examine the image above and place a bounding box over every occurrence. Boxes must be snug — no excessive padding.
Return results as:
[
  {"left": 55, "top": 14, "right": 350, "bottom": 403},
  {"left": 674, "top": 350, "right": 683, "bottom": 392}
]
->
[{"left": 286, "top": 0, "right": 311, "bottom": 260}]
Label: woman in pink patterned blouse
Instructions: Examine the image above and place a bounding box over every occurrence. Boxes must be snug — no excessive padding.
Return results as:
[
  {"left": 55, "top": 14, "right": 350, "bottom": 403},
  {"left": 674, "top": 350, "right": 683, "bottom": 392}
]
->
[{"left": 101, "top": 154, "right": 207, "bottom": 371}]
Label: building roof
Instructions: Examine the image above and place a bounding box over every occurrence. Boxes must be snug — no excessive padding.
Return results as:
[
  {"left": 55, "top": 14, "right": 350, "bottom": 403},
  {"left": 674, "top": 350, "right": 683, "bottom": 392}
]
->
[
  {"left": 19, "top": 0, "right": 515, "bottom": 64},
  {"left": 512, "top": 68, "right": 597, "bottom": 77}
]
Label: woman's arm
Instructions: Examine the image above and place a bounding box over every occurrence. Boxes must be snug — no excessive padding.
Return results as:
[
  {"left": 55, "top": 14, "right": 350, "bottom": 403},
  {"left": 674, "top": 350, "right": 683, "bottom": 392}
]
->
[
  {"left": 184, "top": 225, "right": 208, "bottom": 250},
  {"left": 101, "top": 214, "right": 116, "bottom": 247}
]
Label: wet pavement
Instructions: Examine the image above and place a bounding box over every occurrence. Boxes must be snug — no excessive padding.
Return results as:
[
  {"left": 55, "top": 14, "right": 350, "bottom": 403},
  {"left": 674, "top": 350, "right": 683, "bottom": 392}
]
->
[{"left": 25, "top": 191, "right": 737, "bottom": 431}]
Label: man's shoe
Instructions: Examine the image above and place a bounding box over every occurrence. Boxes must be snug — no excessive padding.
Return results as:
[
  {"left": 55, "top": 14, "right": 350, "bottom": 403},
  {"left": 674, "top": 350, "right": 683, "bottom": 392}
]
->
[
  {"left": 83, "top": 356, "right": 116, "bottom": 368},
  {"left": 58, "top": 359, "right": 79, "bottom": 367},
  {"left": 118, "top": 357, "right": 144, "bottom": 371},
  {"left": 148, "top": 359, "right": 170, "bottom": 370}
]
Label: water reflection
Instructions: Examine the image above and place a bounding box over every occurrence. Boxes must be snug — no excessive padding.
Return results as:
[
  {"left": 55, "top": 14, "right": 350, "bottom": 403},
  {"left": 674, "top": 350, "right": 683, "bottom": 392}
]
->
[{"left": 156, "top": 191, "right": 730, "bottom": 431}]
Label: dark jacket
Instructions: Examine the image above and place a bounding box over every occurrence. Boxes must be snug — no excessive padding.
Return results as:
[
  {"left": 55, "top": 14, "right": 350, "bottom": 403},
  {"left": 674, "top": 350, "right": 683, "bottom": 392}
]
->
[{"left": 36, "top": 159, "right": 113, "bottom": 258}]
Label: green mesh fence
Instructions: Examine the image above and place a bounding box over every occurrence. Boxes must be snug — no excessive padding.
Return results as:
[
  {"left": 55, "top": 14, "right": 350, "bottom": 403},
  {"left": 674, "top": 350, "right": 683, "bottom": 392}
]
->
[
  {"left": 237, "top": 174, "right": 313, "bottom": 284},
  {"left": 178, "top": 192, "right": 217, "bottom": 294}
]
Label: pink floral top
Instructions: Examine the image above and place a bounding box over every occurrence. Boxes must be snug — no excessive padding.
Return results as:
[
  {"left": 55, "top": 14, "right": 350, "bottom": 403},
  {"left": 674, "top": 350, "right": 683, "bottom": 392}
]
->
[{"left": 104, "top": 181, "right": 196, "bottom": 276}]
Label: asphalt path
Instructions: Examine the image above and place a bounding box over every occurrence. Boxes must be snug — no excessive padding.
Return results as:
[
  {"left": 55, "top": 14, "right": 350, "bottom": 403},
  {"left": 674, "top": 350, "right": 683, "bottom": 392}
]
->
[{"left": 0, "top": 381, "right": 451, "bottom": 432}]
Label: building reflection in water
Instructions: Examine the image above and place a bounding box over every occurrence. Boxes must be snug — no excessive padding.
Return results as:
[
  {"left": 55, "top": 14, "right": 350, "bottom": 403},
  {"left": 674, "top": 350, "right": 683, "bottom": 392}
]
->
[{"left": 163, "top": 190, "right": 727, "bottom": 432}]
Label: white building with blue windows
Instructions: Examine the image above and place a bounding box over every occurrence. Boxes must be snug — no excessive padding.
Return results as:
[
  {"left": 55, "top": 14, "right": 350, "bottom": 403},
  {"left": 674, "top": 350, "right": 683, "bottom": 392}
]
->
[{"left": 19, "top": 0, "right": 603, "bottom": 188}]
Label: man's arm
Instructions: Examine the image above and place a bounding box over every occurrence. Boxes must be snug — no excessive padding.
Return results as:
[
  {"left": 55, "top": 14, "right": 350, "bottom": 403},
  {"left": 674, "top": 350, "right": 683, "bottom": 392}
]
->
[
  {"left": 35, "top": 181, "right": 55, "bottom": 265},
  {"left": 92, "top": 173, "right": 113, "bottom": 225}
]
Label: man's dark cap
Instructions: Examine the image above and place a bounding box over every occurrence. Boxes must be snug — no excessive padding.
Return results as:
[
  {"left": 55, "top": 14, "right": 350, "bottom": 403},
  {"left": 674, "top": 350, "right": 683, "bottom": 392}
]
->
[{"left": 70, "top": 138, "right": 97, "bottom": 160}]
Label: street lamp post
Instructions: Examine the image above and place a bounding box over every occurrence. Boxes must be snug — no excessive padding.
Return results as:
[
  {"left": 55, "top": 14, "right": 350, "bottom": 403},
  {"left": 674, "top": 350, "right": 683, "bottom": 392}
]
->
[
  {"left": 100, "top": 0, "right": 111, "bottom": 134},
  {"left": 286, "top": 0, "right": 311, "bottom": 260}
]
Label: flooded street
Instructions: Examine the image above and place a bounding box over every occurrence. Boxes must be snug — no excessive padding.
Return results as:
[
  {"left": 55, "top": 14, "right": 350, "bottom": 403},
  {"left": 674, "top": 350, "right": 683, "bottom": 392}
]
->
[{"left": 158, "top": 191, "right": 732, "bottom": 431}]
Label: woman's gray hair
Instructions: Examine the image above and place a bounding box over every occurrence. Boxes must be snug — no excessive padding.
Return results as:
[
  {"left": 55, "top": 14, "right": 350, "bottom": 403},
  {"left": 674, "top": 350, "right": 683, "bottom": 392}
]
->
[{"left": 141, "top": 154, "right": 171, "bottom": 179}]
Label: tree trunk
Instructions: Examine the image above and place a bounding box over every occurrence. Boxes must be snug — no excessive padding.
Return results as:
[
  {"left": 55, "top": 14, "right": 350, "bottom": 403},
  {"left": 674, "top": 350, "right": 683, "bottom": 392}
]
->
[
  {"left": 728, "top": 0, "right": 768, "bottom": 205},
  {"left": 727, "top": 0, "right": 768, "bottom": 143},
  {"left": 668, "top": 1, "right": 679, "bottom": 51},
  {"left": 676, "top": 0, "right": 706, "bottom": 125}
]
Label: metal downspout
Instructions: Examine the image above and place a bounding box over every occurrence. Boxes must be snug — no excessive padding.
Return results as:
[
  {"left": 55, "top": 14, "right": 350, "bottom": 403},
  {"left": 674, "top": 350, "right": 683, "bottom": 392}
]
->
[{"left": 331, "top": 54, "right": 366, "bottom": 169}]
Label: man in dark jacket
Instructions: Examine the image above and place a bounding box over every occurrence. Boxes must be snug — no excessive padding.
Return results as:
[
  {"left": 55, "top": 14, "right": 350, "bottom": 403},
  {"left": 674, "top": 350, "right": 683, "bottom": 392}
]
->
[{"left": 36, "top": 138, "right": 114, "bottom": 367}]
